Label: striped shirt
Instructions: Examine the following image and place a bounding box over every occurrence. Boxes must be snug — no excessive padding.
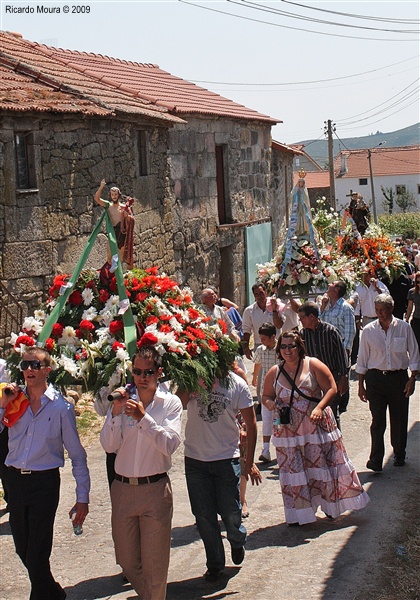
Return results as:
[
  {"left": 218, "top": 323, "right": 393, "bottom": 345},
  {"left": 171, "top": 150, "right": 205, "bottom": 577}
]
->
[{"left": 300, "top": 321, "right": 348, "bottom": 379}]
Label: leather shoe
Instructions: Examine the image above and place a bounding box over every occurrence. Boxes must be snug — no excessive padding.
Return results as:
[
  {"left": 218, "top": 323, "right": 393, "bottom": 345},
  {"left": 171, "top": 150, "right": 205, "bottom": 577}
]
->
[
  {"left": 204, "top": 569, "right": 223, "bottom": 582},
  {"left": 231, "top": 545, "right": 245, "bottom": 565},
  {"left": 366, "top": 460, "right": 382, "bottom": 473},
  {"left": 393, "top": 458, "right": 405, "bottom": 467}
]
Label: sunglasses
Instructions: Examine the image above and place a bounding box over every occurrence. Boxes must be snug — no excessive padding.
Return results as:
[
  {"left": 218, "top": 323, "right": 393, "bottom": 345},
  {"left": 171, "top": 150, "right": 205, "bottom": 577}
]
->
[
  {"left": 19, "top": 360, "right": 46, "bottom": 371},
  {"left": 132, "top": 368, "right": 158, "bottom": 377},
  {"left": 280, "top": 344, "right": 297, "bottom": 350}
]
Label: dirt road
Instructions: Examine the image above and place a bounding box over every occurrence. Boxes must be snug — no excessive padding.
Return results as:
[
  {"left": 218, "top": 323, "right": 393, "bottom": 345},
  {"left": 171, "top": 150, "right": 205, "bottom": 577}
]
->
[{"left": 1, "top": 372, "right": 419, "bottom": 600}]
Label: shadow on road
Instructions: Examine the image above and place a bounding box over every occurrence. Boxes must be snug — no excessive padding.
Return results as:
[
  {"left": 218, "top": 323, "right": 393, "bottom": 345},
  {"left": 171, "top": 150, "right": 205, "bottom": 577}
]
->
[{"left": 167, "top": 567, "right": 241, "bottom": 600}]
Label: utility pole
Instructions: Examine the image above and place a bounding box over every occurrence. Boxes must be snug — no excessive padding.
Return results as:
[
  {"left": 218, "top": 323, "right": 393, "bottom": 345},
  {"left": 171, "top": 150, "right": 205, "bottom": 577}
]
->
[
  {"left": 324, "top": 120, "right": 336, "bottom": 210},
  {"left": 367, "top": 149, "right": 377, "bottom": 224},
  {"left": 367, "top": 142, "right": 385, "bottom": 224}
]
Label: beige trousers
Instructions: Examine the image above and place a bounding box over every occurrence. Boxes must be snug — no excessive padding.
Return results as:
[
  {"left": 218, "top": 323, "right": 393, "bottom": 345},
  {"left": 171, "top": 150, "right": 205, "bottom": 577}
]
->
[{"left": 111, "top": 476, "right": 173, "bottom": 600}]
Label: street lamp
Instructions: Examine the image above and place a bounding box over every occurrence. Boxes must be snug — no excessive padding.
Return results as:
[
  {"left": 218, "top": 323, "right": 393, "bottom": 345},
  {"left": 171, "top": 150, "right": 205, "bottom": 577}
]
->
[{"left": 367, "top": 141, "right": 386, "bottom": 224}]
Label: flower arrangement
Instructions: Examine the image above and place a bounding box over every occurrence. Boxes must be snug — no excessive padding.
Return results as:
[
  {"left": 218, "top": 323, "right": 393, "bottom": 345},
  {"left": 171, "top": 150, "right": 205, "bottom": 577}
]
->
[
  {"left": 257, "top": 237, "right": 358, "bottom": 296},
  {"left": 311, "top": 197, "right": 340, "bottom": 243},
  {"left": 339, "top": 224, "right": 406, "bottom": 282},
  {"left": 7, "top": 267, "right": 239, "bottom": 396}
]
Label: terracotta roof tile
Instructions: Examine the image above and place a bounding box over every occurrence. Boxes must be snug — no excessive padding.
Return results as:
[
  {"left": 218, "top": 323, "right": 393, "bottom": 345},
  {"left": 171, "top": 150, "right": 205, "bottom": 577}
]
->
[
  {"left": 0, "top": 31, "right": 183, "bottom": 124},
  {"left": 294, "top": 171, "right": 330, "bottom": 188},
  {"left": 30, "top": 42, "right": 279, "bottom": 123},
  {"left": 0, "top": 64, "right": 111, "bottom": 115},
  {"left": 334, "top": 146, "right": 420, "bottom": 178}
]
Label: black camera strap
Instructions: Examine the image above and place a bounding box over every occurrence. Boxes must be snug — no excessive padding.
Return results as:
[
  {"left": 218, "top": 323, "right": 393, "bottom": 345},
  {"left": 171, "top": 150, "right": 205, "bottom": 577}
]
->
[{"left": 278, "top": 359, "right": 317, "bottom": 403}]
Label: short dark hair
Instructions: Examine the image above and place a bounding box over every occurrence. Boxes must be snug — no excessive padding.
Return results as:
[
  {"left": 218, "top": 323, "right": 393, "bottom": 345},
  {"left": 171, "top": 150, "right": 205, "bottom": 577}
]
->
[
  {"left": 298, "top": 302, "right": 319, "bottom": 318},
  {"left": 22, "top": 346, "right": 52, "bottom": 367},
  {"left": 258, "top": 322, "right": 276, "bottom": 337},
  {"left": 276, "top": 331, "right": 306, "bottom": 360},
  {"left": 334, "top": 281, "right": 347, "bottom": 298},
  {"left": 252, "top": 282, "right": 266, "bottom": 293},
  {"left": 132, "top": 345, "right": 162, "bottom": 368}
]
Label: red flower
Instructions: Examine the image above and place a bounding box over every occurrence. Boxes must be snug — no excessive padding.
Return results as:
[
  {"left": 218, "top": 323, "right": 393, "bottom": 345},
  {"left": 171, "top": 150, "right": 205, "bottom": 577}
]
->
[
  {"left": 167, "top": 297, "right": 182, "bottom": 307},
  {"left": 44, "top": 338, "right": 55, "bottom": 352},
  {"left": 109, "top": 277, "right": 117, "bottom": 292},
  {"left": 137, "top": 332, "right": 158, "bottom": 347},
  {"left": 159, "top": 324, "right": 172, "bottom": 333},
  {"left": 208, "top": 339, "right": 219, "bottom": 352},
  {"left": 79, "top": 320, "right": 95, "bottom": 332},
  {"left": 145, "top": 266, "right": 158, "bottom": 276},
  {"left": 146, "top": 315, "right": 159, "bottom": 326},
  {"left": 51, "top": 323, "right": 64, "bottom": 339},
  {"left": 48, "top": 274, "right": 69, "bottom": 298},
  {"left": 86, "top": 280, "right": 96, "bottom": 289},
  {"left": 186, "top": 326, "right": 206, "bottom": 340},
  {"left": 218, "top": 319, "right": 227, "bottom": 334},
  {"left": 135, "top": 292, "right": 148, "bottom": 302},
  {"left": 99, "top": 289, "right": 110, "bottom": 303},
  {"left": 15, "top": 335, "right": 35, "bottom": 348},
  {"left": 109, "top": 320, "right": 124, "bottom": 335},
  {"left": 112, "top": 341, "right": 126, "bottom": 352},
  {"left": 188, "top": 308, "right": 200, "bottom": 321},
  {"left": 187, "top": 342, "right": 198, "bottom": 356},
  {"left": 68, "top": 290, "right": 83, "bottom": 306}
]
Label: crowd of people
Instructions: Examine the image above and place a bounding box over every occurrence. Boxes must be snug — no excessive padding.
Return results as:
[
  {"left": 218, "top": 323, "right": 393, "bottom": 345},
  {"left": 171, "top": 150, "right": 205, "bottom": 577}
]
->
[{"left": 0, "top": 233, "right": 419, "bottom": 599}]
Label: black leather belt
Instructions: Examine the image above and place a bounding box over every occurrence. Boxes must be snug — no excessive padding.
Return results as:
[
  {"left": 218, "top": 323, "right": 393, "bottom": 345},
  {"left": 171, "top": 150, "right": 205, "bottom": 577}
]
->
[
  {"left": 115, "top": 472, "right": 167, "bottom": 485},
  {"left": 370, "top": 369, "right": 406, "bottom": 376},
  {"left": 9, "top": 466, "right": 58, "bottom": 475}
]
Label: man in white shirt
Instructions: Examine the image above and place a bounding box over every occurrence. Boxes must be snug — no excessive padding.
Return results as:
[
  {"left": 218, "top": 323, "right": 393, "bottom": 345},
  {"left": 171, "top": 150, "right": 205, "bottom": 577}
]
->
[
  {"left": 356, "top": 294, "right": 420, "bottom": 472},
  {"left": 354, "top": 272, "right": 389, "bottom": 329},
  {"left": 100, "top": 345, "right": 183, "bottom": 600},
  {"left": 200, "top": 288, "right": 240, "bottom": 342},
  {"left": 241, "top": 282, "right": 284, "bottom": 359},
  {"left": 182, "top": 372, "right": 261, "bottom": 582}
]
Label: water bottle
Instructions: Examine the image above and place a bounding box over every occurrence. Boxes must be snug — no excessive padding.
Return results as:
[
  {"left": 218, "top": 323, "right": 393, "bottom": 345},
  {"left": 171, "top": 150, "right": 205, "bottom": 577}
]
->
[{"left": 70, "top": 508, "right": 83, "bottom": 536}]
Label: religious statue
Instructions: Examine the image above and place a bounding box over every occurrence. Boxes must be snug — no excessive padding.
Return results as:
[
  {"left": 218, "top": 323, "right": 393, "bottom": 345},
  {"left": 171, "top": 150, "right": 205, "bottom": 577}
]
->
[
  {"left": 290, "top": 170, "right": 312, "bottom": 236},
  {"left": 94, "top": 179, "right": 135, "bottom": 270}
]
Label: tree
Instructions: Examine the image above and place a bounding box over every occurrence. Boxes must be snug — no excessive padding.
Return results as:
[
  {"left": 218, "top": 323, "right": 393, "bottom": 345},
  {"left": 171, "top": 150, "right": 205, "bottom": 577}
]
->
[
  {"left": 381, "top": 186, "right": 394, "bottom": 214},
  {"left": 395, "top": 188, "right": 416, "bottom": 213}
]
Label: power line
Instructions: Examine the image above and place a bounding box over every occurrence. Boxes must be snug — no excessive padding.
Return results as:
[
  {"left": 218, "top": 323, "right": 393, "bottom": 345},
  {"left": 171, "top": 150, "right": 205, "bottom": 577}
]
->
[
  {"left": 279, "top": 0, "right": 420, "bottom": 25},
  {"left": 190, "top": 56, "right": 419, "bottom": 87},
  {"left": 234, "top": 0, "right": 420, "bottom": 34},
  {"left": 179, "top": 0, "right": 420, "bottom": 42}
]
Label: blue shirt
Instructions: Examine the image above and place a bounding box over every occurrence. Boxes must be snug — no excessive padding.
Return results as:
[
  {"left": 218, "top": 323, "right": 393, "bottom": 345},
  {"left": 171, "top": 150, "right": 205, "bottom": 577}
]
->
[
  {"left": 320, "top": 297, "right": 356, "bottom": 352},
  {"left": 0, "top": 384, "right": 90, "bottom": 503}
]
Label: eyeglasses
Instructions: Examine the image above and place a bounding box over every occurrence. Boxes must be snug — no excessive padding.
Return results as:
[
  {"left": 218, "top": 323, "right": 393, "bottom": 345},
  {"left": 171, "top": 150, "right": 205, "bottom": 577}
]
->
[
  {"left": 280, "top": 344, "right": 297, "bottom": 350},
  {"left": 19, "top": 360, "right": 46, "bottom": 371},
  {"left": 132, "top": 368, "right": 158, "bottom": 377}
]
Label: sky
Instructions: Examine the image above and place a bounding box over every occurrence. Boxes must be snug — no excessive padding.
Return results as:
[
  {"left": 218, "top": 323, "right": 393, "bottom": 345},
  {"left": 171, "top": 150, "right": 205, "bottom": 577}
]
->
[{"left": 1, "top": 0, "right": 419, "bottom": 145}]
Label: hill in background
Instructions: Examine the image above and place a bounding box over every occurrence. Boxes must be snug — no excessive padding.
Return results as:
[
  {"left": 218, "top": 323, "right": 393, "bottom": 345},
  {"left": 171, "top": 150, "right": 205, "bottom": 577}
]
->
[{"left": 294, "top": 122, "right": 420, "bottom": 167}]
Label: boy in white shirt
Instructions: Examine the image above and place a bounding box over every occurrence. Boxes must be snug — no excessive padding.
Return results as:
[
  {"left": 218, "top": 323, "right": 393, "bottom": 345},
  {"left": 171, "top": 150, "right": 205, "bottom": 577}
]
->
[{"left": 252, "top": 323, "right": 278, "bottom": 463}]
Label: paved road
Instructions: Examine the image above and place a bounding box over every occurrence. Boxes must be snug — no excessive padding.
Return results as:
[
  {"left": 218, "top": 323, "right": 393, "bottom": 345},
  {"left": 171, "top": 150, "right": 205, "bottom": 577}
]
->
[{"left": 1, "top": 370, "right": 419, "bottom": 600}]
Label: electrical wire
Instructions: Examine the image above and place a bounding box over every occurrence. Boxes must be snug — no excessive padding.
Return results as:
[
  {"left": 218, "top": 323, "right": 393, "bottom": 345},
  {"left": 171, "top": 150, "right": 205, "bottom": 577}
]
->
[
  {"left": 190, "top": 56, "right": 419, "bottom": 87},
  {"left": 233, "top": 0, "right": 419, "bottom": 34},
  {"left": 179, "top": 0, "right": 419, "bottom": 42}
]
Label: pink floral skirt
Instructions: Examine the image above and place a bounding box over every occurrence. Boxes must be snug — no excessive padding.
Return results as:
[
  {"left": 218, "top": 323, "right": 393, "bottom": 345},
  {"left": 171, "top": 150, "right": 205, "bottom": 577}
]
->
[{"left": 272, "top": 400, "right": 370, "bottom": 525}]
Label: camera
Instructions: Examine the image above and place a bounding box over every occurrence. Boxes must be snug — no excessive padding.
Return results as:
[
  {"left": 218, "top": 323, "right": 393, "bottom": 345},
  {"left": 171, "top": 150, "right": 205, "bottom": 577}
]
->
[{"left": 278, "top": 406, "right": 291, "bottom": 425}]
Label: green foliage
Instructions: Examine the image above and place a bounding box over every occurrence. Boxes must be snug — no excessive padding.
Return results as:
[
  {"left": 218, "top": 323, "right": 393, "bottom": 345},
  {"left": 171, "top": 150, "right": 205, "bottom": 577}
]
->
[
  {"left": 395, "top": 189, "right": 417, "bottom": 213},
  {"left": 381, "top": 186, "right": 394, "bottom": 215},
  {"left": 378, "top": 212, "right": 420, "bottom": 240}
]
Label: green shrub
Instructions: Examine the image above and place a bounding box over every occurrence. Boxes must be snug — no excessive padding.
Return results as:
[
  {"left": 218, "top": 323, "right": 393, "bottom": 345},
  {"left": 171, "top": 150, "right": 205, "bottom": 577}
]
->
[{"left": 378, "top": 213, "right": 420, "bottom": 240}]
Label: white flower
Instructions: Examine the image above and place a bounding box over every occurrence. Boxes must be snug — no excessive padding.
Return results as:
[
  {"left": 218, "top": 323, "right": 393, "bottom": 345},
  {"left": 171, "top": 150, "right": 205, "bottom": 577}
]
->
[
  {"left": 298, "top": 272, "right": 311, "bottom": 284},
  {"left": 99, "top": 310, "right": 114, "bottom": 326},
  {"left": 82, "top": 288, "right": 94, "bottom": 306},
  {"left": 115, "top": 347, "right": 130, "bottom": 362},
  {"left": 82, "top": 307, "right": 98, "bottom": 321},
  {"left": 34, "top": 309, "right": 46, "bottom": 322},
  {"left": 58, "top": 326, "right": 78, "bottom": 345},
  {"left": 285, "top": 274, "right": 298, "bottom": 286},
  {"left": 58, "top": 356, "right": 80, "bottom": 378},
  {"left": 22, "top": 317, "right": 43, "bottom": 335}
]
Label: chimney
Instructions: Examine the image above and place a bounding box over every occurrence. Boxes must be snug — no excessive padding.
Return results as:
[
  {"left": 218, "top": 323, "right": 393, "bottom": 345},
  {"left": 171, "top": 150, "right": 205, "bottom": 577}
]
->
[{"left": 339, "top": 153, "right": 348, "bottom": 177}]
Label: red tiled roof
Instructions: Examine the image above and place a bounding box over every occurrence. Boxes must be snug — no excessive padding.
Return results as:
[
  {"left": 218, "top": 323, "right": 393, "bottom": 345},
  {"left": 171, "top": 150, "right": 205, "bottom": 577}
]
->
[
  {"left": 0, "top": 31, "right": 183, "bottom": 124},
  {"left": 272, "top": 140, "right": 301, "bottom": 154},
  {"left": 334, "top": 146, "right": 420, "bottom": 178},
  {"left": 29, "top": 41, "right": 279, "bottom": 124},
  {"left": 294, "top": 171, "right": 330, "bottom": 188},
  {"left": 0, "top": 64, "right": 111, "bottom": 115}
]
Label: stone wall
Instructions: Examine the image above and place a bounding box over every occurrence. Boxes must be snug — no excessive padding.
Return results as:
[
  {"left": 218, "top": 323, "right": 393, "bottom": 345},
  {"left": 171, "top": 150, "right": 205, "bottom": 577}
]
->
[
  {"left": 0, "top": 112, "right": 174, "bottom": 347},
  {"left": 169, "top": 117, "right": 289, "bottom": 309}
]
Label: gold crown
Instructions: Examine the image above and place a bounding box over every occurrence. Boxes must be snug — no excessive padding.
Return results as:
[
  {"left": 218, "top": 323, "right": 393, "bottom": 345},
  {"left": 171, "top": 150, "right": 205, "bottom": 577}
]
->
[{"left": 298, "top": 169, "right": 307, "bottom": 179}]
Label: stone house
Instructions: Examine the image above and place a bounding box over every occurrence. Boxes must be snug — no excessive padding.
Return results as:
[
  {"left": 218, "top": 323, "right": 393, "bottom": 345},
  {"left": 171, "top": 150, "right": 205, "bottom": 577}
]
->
[{"left": 0, "top": 31, "right": 294, "bottom": 348}]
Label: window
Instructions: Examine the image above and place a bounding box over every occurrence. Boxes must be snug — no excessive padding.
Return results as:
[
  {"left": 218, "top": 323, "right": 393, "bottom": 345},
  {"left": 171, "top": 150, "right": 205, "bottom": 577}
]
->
[
  {"left": 396, "top": 185, "right": 406, "bottom": 195},
  {"left": 136, "top": 130, "right": 149, "bottom": 176},
  {"left": 215, "top": 145, "right": 231, "bottom": 225},
  {"left": 417, "top": 184, "right": 420, "bottom": 195},
  {"left": 15, "top": 132, "right": 37, "bottom": 189},
  {"left": 359, "top": 178, "right": 368, "bottom": 186}
]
